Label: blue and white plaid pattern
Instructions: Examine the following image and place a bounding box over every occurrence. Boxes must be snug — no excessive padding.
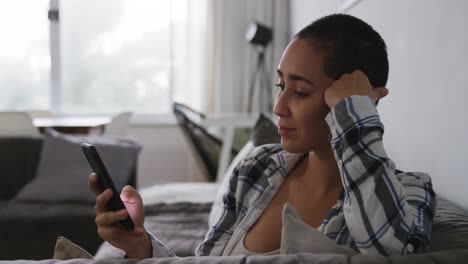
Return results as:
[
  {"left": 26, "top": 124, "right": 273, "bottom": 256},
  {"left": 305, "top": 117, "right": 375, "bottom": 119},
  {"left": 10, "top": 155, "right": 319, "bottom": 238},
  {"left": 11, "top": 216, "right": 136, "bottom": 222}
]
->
[{"left": 150, "top": 95, "right": 436, "bottom": 257}]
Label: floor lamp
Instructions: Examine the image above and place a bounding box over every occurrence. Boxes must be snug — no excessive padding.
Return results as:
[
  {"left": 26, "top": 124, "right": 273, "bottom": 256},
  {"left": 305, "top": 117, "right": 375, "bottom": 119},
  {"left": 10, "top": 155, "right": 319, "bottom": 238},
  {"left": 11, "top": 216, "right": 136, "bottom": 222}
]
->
[{"left": 246, "top": 22, "right": 273, "bottom": 113}]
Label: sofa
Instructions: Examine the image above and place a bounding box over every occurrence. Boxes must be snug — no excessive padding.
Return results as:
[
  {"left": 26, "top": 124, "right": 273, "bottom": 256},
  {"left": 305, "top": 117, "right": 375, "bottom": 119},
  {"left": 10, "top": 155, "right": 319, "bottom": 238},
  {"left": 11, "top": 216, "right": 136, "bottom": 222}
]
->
[
  {"left": 0, "top": 130, "right": 141, "bottom": 260},
  {"left": 1, "top": 180, "right": 466, "bottom": 263}
]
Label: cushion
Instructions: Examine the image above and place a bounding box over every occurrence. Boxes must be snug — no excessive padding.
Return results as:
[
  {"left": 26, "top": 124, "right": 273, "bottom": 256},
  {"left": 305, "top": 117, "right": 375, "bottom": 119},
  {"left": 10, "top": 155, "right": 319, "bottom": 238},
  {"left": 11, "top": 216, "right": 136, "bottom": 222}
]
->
[
  {"left": 429, "top": 196, "right": 468, "bottom": 251},
  {"left": 280, "top": 197, "right": 468, "bottom": 255},
  {"left": 53, "top": 236, "right": 93, "bottom": 260},
  {"left": 250, "top": 113, "right": 280, "bottom": 147},
  {"left": 14, "top": 129, "right": 141, "bottom": 203},
  {"left": 279, "top": 203, "right": 359, "bottom": 255}
]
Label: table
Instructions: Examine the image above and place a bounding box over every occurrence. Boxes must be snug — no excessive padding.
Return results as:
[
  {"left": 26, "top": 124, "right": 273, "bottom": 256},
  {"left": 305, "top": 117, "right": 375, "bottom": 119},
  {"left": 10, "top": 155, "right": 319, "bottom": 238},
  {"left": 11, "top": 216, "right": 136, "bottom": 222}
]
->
[
  {"left": 33, "top": 116, "right": 111, "bottom": 134},
  {"left": 201, "top": 113, "right": 260, "bottom": 181}
]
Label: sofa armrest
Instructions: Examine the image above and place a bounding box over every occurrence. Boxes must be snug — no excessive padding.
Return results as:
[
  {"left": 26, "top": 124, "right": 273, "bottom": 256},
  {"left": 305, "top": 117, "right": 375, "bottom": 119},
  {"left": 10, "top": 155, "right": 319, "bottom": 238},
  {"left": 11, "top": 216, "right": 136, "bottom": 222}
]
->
[{"left": 0, "top": 136, "right": 43, "bottom": 200}]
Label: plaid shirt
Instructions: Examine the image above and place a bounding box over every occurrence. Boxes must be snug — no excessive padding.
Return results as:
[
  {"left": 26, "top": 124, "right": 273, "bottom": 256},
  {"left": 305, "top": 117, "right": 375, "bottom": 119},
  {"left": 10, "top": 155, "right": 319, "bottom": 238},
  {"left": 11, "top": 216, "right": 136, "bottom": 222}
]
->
[{"left": 150, "top": 95, "right": 436, "bottom": 257}]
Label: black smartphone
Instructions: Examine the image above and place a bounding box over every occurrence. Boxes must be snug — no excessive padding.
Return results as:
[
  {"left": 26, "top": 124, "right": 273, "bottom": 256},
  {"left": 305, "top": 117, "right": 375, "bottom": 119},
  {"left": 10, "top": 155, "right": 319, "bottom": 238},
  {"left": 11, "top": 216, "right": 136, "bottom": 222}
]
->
[{"left": 81, "top": 143, "right": 135, "bottom": 230}]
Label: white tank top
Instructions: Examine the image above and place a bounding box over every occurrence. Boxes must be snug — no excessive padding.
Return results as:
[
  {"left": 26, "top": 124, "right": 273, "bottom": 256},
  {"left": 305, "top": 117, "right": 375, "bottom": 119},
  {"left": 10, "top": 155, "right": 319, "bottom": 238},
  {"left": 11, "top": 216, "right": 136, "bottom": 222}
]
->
[{"left": 230, "top": 233, "right": 280, "bottom": 256}]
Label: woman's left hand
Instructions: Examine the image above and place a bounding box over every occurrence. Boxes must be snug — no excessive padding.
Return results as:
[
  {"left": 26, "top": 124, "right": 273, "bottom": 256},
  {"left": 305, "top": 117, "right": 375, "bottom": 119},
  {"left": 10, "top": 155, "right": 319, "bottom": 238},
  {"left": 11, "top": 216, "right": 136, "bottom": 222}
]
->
[{"left": 324, "top": 70, "right": 389, "bottom": 109}]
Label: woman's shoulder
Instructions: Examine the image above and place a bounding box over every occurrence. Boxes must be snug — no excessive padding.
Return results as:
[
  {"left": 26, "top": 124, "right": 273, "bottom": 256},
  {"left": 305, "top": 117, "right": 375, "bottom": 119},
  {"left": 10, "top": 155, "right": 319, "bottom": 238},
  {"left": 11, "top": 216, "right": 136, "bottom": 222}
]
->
[
  {"left": 395, "top": 170, "right": 433, "bottom": 184},
  {"left": 225, "top": 143, "right": 284, "bottom": 211},
  {"left": 240, "top": 143, "right": 284, "bottom": 163},
  {"left": 231, "top": 143, "right": 284, "bottom": 186}
]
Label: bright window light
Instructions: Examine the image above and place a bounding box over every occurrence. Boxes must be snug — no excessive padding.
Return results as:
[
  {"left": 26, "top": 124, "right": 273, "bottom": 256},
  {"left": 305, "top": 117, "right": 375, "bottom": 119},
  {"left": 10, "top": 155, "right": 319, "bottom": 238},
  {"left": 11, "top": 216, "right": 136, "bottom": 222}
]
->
[
  {"left": 0, "top": 0, "right": 50, "bottom": 111},
  {"left": 0, "top": 0, "right": 206, "bottom": 115}
]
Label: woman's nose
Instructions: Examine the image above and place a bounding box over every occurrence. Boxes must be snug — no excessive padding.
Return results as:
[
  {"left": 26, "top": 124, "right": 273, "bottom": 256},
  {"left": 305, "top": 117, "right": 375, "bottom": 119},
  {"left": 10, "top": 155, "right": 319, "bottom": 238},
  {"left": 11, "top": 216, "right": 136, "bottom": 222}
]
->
[{"left": 273, "top": 91, "right": 290, "bottom": 118}]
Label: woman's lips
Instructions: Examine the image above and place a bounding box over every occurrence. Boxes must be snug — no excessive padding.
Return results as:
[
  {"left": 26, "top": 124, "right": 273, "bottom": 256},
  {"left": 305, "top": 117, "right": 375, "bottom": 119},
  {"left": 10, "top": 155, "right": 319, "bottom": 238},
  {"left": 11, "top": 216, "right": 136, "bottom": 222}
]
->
[{"left": 278, "top": 126, "right": 296, "bottom": 136}]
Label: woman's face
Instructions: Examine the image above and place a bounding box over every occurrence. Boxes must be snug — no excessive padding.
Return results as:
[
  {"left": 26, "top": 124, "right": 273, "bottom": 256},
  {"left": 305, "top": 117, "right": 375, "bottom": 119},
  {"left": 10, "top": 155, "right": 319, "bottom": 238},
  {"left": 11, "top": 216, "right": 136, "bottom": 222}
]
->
[{"left": 274, "top": 38, "right": 335, "bottom": 153}]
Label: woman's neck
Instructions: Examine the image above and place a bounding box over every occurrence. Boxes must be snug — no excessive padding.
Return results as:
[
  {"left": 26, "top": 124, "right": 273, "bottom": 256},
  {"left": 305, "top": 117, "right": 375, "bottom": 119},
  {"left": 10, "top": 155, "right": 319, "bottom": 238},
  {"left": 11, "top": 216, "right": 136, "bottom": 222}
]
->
[{"left": 295, "top": 148, "right": 342, "bottom": 195}]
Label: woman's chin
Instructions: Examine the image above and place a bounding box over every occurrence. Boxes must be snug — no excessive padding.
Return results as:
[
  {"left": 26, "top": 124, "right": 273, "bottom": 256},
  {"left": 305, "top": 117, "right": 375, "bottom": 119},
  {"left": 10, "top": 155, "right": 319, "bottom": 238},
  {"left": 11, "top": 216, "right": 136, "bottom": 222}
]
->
[
  {"left": 281, "top": 138, "right": 329, "bottom": 154},
  {"left": 281, "top": 141, "right": 309, "bottom": 154}
]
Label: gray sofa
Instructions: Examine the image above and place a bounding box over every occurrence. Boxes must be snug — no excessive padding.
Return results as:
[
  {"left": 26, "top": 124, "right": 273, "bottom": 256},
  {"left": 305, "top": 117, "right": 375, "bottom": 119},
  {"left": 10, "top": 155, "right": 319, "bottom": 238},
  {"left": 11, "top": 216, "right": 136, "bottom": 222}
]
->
[
  {"left": 0, "top": 193, "right": 466, "bottom": 263},
  {"left": 0, "top": 131, "right": 141, "bottom": 260}
]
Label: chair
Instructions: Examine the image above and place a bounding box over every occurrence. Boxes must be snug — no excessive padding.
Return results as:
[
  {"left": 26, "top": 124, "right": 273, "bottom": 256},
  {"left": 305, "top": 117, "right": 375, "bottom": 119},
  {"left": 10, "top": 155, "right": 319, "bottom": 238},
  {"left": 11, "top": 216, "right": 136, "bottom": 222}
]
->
[
  {"left": 103, "top": 112, "right": 133, "bottom": 136},
  {"left": 0, "top": 111, "right": 40, "bottom": 137},
  {"left": 173, "top": 102, "right": 238, "bottom": 182}
]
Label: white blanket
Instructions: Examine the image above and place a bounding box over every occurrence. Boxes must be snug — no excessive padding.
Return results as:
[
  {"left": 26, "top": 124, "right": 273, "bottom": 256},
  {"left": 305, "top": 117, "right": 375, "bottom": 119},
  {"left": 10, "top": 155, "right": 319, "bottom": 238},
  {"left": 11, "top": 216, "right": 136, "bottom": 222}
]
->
[{"left": 139, "top": 182, "right": 219, "bottom": 205}]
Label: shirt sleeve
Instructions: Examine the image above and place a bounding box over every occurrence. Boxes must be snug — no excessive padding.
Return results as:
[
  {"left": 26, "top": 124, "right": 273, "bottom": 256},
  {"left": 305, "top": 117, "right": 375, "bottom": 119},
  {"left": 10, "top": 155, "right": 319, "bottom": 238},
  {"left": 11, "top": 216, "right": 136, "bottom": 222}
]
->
[
  {"left": 145, "top": 160, "right": 243, "bottom": 258},
  {"left": 194, "top": 164, "right": 241, "bottom": 256},
  {"left": 148, "top": 232, "right": 176, "bottom": 257},
  {"left": 325, "top": 95, "right": 437, "bottom": 256}
]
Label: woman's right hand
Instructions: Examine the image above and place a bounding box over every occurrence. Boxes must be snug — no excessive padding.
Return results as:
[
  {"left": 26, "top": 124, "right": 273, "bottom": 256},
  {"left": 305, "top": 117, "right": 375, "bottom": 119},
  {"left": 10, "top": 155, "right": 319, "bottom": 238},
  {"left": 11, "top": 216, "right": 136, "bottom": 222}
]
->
[{"left": 88, "top": 173, "right": 152, "bottom": 259}]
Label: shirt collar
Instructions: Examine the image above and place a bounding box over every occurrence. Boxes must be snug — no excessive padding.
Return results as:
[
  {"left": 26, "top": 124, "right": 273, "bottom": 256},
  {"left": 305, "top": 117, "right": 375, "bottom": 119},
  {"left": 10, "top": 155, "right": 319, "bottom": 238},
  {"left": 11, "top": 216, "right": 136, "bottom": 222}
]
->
[{"left": 268, "top": 149, "right": 306, "bottom": 177}]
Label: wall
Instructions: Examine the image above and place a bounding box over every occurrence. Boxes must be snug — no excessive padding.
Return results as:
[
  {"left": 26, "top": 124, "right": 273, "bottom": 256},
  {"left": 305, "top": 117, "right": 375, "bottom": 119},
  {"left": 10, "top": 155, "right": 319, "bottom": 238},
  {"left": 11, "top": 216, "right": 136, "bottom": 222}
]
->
[{"left": 290, "top": 0, "right": 468, "bottom": 209}]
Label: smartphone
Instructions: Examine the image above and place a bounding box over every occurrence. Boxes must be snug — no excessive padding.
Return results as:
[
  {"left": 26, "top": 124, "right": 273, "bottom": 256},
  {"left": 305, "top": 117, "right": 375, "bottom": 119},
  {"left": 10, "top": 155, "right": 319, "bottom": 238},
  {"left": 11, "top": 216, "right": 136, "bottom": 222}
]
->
[{"left": 81, "top": 143, "right": 135, "bottom": 230}]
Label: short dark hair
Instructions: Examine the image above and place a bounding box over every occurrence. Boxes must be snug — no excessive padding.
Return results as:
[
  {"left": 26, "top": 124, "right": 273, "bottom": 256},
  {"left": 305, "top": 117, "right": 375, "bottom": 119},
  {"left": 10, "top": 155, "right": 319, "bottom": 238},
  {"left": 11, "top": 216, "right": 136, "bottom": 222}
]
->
[{"left": 295, "top": 14, "right": 389, "bottom": 88}]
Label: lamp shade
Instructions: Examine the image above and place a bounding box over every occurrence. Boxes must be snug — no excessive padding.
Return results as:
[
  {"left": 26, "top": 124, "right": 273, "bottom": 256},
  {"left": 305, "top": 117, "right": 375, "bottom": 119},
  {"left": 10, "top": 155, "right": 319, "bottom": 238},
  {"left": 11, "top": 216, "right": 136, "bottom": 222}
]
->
[{"left": 245, "top": 22, "right": 272, "bottom": 47}]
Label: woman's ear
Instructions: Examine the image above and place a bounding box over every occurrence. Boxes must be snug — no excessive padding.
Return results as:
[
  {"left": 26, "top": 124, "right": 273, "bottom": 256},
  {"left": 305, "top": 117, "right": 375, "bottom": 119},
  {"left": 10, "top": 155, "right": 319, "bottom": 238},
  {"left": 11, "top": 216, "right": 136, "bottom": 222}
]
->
[{"left": 373, "top": 87, "right": 389, "bottom": 106}]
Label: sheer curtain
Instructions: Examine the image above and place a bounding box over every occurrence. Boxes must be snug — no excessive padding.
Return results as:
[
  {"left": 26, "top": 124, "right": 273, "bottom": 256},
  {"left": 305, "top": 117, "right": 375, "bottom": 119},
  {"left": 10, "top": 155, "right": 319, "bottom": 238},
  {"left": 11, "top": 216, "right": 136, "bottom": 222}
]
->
[
  {"left": 170, "top": 0, "right": 208, "bottom": 112},
  {"left": 204, "top": 0, "right": 290, "bottom": 114}
]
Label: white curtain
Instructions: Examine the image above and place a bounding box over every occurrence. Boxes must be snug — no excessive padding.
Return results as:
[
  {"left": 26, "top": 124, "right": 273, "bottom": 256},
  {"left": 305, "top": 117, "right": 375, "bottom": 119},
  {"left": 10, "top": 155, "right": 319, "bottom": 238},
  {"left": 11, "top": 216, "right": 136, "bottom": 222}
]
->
[
  {"left": 203, "top": 0, "right": 290, "bottom": 113},
  {"left": 170, "top": 0, "right": 208, "bottom": 112}
]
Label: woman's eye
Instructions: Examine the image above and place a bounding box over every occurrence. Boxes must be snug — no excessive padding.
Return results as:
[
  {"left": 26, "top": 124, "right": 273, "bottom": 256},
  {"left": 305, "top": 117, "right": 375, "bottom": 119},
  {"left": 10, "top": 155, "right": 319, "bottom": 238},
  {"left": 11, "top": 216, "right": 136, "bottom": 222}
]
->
[
  {"left": 274, "top": 83, "right": 284, "bottom": 92},
  {"left": 294, "top": 91, "right": 308, "bottom": 98}
]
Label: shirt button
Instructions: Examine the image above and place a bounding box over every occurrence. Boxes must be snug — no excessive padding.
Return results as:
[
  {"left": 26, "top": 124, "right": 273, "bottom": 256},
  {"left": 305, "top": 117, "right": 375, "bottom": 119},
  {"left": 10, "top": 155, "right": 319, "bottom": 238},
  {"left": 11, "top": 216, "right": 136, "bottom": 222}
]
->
[{"left": 407, "top": 243, "right": 414, "bottom": 253}]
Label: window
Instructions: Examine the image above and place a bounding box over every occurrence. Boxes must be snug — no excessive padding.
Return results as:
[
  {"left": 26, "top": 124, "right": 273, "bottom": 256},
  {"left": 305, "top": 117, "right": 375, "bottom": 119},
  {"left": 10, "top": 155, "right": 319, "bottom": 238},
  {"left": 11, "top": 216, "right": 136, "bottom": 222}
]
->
[
  {"left": 0, "top": 0, "right": 207, "bottom": 115},
  {"left": 0, "top": 0, "right": 50, "bottom": 111}
]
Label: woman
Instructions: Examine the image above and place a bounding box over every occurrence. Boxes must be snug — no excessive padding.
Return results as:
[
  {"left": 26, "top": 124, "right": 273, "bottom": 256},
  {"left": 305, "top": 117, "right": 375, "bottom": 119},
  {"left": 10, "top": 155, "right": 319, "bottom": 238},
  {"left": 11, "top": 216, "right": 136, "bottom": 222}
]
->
[{"left": 88, "top": 13, "right": 436, "bottom": 258}]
